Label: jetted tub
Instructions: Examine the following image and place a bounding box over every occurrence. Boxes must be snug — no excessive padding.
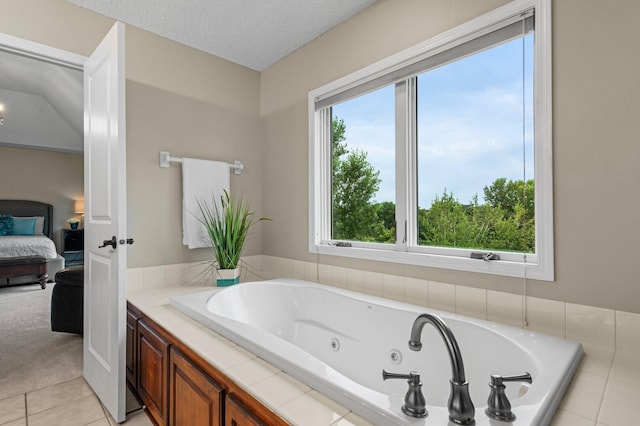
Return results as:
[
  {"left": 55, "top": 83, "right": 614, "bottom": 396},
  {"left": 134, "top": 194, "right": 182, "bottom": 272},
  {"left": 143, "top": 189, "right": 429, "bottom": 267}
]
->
[{"left": 170, "top": 279, "right": 583, "bottom": 425}]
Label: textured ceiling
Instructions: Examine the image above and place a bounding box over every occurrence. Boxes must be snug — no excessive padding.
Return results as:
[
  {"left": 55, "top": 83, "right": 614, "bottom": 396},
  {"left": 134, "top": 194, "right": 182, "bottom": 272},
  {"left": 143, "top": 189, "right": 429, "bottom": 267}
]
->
[
  {"left": 0, "top": 50, "right": 83, "bottom": 152},
  {"left": 0, "top": 51, "right": 82, "bottom": 134},
  {"left": 65, "top": 0, "right": 377, "bottom": 71}
]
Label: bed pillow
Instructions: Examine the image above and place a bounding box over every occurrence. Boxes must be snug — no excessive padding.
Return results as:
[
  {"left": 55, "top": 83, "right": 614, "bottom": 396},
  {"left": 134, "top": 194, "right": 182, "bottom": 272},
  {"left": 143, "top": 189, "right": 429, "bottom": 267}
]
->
[
  {"left": 0, "top": 215, "right": 12, "bottom": 236},
  {"left": 14, "top": 216, "right": 45, "bottom": 235},
  {"left": 12, "top": 217, "right": 36, "bottom": 235}
]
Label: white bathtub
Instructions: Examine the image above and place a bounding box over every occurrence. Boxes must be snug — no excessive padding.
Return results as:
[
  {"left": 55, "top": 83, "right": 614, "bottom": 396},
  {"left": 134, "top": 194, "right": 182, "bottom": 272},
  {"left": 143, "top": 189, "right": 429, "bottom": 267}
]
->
[{"left": 170, "top": 279, "right": 583, "bottom": 426}]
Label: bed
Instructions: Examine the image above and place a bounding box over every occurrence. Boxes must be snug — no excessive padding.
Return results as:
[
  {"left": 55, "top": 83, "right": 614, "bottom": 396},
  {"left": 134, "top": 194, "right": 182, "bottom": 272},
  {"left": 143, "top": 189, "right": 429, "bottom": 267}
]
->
[{"left": 0, "top": 200, "right": 65, "bottom": 288}]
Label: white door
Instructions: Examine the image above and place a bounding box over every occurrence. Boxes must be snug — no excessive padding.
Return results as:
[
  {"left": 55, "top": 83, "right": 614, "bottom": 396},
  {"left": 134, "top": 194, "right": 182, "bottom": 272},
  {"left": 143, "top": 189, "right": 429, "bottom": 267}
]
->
[{"left": 83, "top": 22, "right": 127, "bottom": 423}]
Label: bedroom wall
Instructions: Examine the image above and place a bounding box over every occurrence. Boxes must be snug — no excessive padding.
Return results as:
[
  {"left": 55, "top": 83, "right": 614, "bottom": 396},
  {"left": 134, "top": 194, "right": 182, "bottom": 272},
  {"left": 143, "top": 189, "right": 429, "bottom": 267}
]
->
[
  {"left": 1, "top": 0, "right": 262, "bottom": 269},
  {"left": 260, "top": 0, "right": 640, "bottom": 313},
  {"left": 0, "top": 146, "right": 83, "bottom": 249}
]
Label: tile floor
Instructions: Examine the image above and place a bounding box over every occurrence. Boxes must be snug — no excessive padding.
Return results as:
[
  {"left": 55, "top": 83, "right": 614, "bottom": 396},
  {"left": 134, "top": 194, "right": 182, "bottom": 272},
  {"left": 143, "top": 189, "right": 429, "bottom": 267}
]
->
[{"left": 0, "top": 377, "right": 153, "bottom": 426}]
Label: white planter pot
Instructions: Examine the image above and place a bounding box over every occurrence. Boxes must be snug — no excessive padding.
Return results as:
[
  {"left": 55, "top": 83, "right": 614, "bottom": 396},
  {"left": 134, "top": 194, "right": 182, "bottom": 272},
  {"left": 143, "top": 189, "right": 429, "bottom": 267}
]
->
[{"left": 216, "top": 268, "right": 240, "bottom": 286}]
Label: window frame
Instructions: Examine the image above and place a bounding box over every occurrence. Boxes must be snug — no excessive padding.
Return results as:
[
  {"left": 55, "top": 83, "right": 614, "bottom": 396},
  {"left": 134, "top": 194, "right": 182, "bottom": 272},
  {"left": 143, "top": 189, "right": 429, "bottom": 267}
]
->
[{"left": 308, "top": 0, "right": 553, "bottom": 281}]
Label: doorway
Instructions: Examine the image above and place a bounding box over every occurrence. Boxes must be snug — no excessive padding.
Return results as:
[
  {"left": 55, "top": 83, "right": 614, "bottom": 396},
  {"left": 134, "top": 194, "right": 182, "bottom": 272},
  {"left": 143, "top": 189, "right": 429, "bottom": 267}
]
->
[{"left": 0, "top": 28, "right": 131, "bottom": 423}]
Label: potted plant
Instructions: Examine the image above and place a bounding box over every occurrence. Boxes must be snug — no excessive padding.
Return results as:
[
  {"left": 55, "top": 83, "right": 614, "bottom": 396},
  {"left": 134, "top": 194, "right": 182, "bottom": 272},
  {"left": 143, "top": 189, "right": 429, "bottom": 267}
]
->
[
  {"left": 198, "top": 191, "right": 269, "bottom": 286},
  {"left": 68, "top": 218, "right": 80, "bottom": 230}
]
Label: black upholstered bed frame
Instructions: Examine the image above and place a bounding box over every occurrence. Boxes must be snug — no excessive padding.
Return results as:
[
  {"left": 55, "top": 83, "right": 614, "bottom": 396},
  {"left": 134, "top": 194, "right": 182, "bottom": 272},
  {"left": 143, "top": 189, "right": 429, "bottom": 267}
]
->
[
  {"left": 0, "top": 200, "right": 53, "bottom": 239},
  {"left": 0, "top": 200, "right": 55, "bottom": 288}
]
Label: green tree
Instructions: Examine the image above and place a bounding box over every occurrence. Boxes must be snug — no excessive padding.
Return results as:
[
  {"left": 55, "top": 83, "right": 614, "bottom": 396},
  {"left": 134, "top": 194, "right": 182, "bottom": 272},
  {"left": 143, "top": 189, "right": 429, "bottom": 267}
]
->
[
  {"left": 419, "top": 191, "right": 471, "bottom": 248},
  {"left": 333, "top": 149, "right": 381, "bottom": 240},
  {"left": 332, "top": 117, "right": 347, "bottom": 173},
  {"left": 376, "top": 201, "right": 396, "bottom": 231},
  {"left": 372, "top": 201, "right": 396, "bottom": 243},
  {"left": 483, "top": 178, "right": 534, "bottom": 220},
  {"left": 331, "top": 117, "right": 382, "bottom": 241},
  {"left": 418, "top": 179, "right": 535, "bottom": 253}
]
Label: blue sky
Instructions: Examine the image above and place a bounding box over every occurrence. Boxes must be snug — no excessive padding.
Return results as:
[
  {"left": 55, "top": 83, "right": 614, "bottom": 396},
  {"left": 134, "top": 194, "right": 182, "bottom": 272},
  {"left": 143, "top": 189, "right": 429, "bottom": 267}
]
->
[{"left": 332, "top": 35, "right": 534, "bottom": 207}]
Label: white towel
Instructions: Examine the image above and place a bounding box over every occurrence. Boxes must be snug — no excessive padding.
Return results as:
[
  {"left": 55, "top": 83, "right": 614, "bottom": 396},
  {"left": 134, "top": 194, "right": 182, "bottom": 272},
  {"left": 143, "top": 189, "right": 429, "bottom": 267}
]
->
[{"left": 182, "top": 158, "right": 230, "bottom": 249}]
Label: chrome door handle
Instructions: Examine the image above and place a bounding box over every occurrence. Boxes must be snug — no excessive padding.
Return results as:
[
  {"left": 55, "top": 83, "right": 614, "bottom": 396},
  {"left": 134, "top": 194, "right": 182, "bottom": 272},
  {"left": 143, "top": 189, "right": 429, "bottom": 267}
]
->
[{"left": 99, "top": 236, "right": 117, "bottom": 249}]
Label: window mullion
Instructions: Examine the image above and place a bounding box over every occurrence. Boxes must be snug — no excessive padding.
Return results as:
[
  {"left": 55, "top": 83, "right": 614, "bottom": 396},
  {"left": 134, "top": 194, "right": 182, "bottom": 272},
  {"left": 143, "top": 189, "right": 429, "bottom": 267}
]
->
[
  {"left": 395, "top": 80, "right": 415, "bottom": 252},
  {"left": 406, "top": 77, "right": 418, "bottom": 248}
]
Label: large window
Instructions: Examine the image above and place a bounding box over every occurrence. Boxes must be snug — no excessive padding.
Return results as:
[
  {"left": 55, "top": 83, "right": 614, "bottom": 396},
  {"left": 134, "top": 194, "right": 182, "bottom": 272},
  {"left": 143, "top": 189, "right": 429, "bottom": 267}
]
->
[{"left": 309, "top": 0, "right": 553, "bottom": 280}]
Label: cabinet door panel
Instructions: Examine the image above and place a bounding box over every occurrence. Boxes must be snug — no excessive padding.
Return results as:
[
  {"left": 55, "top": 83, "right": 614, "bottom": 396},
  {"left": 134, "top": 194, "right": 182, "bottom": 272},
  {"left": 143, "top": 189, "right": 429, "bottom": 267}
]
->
[
  {"left": 126, "top": 310, "right": 138, "bottom": 388},
  {"left": 225, "top": 395, "right": 267, "bottom": 426},
  {"left": 170, "top": 347, "right": 223, "bottom": 426},
  {"left": 138, "top": 319, "right": 169, "bottom": 426}
]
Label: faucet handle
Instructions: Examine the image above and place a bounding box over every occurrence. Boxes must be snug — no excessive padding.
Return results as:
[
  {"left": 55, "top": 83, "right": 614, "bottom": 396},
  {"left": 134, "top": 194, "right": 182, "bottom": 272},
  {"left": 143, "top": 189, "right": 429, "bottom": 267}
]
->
[
  {"left": 382, "top": 370, "right": 427, "bottom": 418},
  {"left": 486, "top": 372, "right": 532, "bottom": 422},
  {"left": 382, "top": 370, "right": 420, "bottom": 384}
]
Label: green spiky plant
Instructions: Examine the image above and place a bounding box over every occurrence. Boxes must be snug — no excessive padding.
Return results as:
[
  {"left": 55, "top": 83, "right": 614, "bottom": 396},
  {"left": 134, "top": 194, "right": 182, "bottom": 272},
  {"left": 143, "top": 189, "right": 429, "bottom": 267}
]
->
[{"left": 198, "top": 190, "right": 269, "bottom": 271}]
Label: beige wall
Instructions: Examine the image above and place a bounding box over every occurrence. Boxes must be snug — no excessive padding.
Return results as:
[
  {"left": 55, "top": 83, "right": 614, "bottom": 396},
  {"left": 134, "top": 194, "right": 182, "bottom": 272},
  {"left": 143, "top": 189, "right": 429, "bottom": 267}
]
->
[
  {"left": 0, "top": 146, "right": 83, "bottom": 249},
  {"left": 260, "top": 0, "right": 640, "bottom": 313},
  {"left": 4, "top": 0, "right": 639, "bottom": 313},
  {"left": 124, "top": 27, "right": 261, "bottom": 268},
  {"left": 1, "top": 0, "right": 262, "bottom": 268}
]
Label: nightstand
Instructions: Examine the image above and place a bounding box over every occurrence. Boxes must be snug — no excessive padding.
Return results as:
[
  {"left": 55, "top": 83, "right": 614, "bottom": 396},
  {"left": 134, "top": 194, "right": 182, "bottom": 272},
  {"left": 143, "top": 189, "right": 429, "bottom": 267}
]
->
[{"left": 62, "top": 229, "right": 84, "bottom": 267}]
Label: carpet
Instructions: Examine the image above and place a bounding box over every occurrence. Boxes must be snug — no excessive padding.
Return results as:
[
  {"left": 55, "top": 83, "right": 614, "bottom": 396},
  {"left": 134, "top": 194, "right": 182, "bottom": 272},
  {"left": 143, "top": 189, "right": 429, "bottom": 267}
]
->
[{"left": 0, "top": 283, "right": 83, "bottom": 400}]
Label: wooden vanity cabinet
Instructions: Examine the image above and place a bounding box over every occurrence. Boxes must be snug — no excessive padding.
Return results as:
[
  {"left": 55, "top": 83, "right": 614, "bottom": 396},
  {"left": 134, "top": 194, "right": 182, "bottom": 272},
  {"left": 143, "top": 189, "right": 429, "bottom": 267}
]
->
[
  {"left": 126, "top": 303, "right": 288, "bottom": 426},
  {"left": 138, "top": 319, "right": 170, "bottom": 426},
  {"left": 169, "top": 346, "right": 223, "bottom": 426}
]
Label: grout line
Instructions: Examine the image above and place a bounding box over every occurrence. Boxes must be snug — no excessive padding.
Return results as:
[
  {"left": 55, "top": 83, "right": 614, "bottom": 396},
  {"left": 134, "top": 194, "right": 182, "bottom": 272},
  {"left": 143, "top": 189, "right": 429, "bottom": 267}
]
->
[
  {"left": 24, "top": 393, "right": 28, "bottom": 426},
  {"left": 593, "top": 354, "right": 616, "bottom": 425}
]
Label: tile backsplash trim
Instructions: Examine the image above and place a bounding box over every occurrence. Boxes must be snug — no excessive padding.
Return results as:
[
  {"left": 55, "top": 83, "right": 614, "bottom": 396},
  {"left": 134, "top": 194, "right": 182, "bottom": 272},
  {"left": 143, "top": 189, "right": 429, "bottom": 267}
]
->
[{"left": 128, "top": 255, "right": 640, "bottom": 361}]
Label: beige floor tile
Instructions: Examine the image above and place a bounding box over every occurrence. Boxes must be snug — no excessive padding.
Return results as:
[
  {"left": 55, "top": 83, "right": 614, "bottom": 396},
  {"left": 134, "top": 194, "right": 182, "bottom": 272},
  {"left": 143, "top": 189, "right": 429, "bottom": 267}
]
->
[
  {"left": 0, "top": 418, "right": 27, "bottom": 426},
  {"left": 28, "top": 394, "right": 104, "bottom": 426},
  {"left": 26, "top": 377, "right": 94, "bottom": 415},
  {"left": 105, "top": 410, "right": 151, "bottom": 426},
  {"left": 0, "top": 394, "right": 25, "bottom": 425},
  {"left": 85, "top": 418, "right": 110, "bottom": 426},
  {"left": 122, "top": 410, "right": 154, "bottom": 426},
  {"left": 104, "top": 409, "right": 117, "bottom": 426}
]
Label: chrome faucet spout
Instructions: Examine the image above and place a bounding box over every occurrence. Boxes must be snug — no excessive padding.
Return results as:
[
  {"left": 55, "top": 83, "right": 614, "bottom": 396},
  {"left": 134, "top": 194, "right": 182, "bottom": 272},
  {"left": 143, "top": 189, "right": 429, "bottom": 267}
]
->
[{"left": 408, "top": 313, "right": 475, "bottom": 425}]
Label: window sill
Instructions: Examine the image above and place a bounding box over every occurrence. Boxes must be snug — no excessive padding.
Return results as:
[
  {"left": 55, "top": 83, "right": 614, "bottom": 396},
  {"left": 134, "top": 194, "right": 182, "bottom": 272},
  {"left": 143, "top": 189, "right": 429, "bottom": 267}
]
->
[{"left": 311, "top": 243, "right": 553, "bottom": 281}]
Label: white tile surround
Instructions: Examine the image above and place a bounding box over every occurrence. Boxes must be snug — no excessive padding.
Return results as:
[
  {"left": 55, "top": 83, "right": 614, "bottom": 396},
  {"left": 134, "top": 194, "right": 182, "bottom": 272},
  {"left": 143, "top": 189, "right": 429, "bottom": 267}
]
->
[{"left": 127, "top": 255, "right": 640, "bottom": 426}]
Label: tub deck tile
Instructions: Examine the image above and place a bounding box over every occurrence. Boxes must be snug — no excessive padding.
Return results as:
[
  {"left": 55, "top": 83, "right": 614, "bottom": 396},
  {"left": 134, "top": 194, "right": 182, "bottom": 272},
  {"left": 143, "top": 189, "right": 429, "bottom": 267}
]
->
[
  {"left": 551, "top": 409, "right": 596, "bottom": 426},
  {"left": 127, "top": 285, "right": 640, "bottom": 426},
  {"left": 250, "top": 372, "right": 311, "bottom": 409},
  {"left": 278, "top": 390, "right": 349, "bottom": 426}
]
